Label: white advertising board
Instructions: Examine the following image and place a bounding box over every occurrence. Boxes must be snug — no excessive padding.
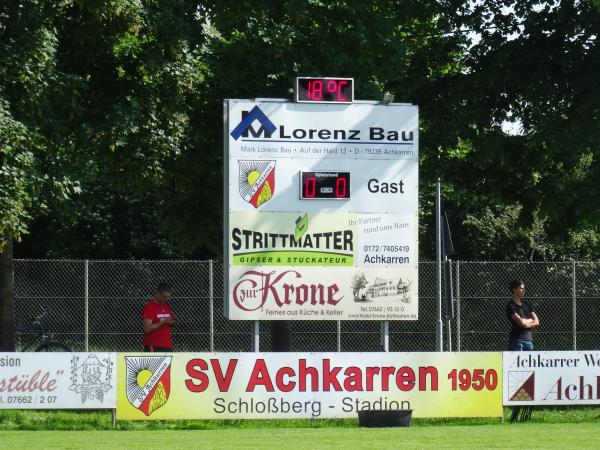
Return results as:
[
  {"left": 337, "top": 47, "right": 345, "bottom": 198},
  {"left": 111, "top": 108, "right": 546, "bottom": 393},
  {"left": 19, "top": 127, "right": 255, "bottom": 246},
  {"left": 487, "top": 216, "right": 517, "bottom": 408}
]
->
[
  {"left": 228, "top": 265, "right": 418, "bottom": 320},
  {"left": 503, "top": 351, "right": 600, "bottom": 406},
  {"left": 229, "top": 211, "right": 417, "bottom": 268},
  {"left": 0, "top": 353, "right": 116, "bottom": 409},
  {"left": 228, "top": 158, "right": 418, "bottom": 213},
  {"left": 225, "top": 99, "right": 419, "bottom": 320}
]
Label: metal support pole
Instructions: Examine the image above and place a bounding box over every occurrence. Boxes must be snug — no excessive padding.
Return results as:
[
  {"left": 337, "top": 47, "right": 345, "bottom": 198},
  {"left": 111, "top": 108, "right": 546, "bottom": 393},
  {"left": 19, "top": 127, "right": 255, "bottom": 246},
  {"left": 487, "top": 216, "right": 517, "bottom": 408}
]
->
[
  {"left": 84, "top": 259, "right": 89, "bottom": 352},
  {"left": 572, "top": 260, "right": 577, "bottom": 350},
  {"left": 435, "top": 179, "right": 443, "bottom": 351},
  {"left": 112, "top": 409, "right": 116, "bottom": 428},
  {"left": 446, "top": 260, "right": 452, "bottom": 352},
  {"left": 337, "top": 320, "right": 341, "bottom": 352},
  {"left": 209, "top": 260, "right": 214, "bottom": 352},
  {"left": 252, "top": 321, "right": 260, "bottom": 352},
  {"left": 456, "top": 261, "right": 461, "bottom": 352},
  {"left": 381, "top": 321, "right": 389, "bottom": 352}
]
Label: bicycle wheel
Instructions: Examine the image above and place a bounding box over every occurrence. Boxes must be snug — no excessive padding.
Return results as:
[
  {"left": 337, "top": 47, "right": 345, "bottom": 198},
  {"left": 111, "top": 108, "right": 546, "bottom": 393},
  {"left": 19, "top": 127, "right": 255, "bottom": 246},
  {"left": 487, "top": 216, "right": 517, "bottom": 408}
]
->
[{"left": 35, "top": 341, "right": 72, "bottom": 352}]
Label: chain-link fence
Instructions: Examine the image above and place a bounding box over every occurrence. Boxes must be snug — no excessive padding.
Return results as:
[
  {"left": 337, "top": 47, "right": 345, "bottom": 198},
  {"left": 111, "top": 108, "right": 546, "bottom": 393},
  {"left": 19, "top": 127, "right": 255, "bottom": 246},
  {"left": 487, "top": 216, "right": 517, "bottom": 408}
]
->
[{"left": 13, "top": 260, "right": 600, "bottom": 352}]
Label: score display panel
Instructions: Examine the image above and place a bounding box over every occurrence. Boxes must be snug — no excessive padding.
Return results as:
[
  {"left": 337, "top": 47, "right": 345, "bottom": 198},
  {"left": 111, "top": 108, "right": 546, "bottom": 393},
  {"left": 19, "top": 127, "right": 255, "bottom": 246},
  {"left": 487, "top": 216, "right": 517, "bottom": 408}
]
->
[
  {"left": 296, "top": 77, "right": 354, "bottom": 103},
  {"left": 225, "top": 98, "right": 419, "bottom": 322},
  {"left": 299, "top": 171, "right": 351, "bottom": 200}
]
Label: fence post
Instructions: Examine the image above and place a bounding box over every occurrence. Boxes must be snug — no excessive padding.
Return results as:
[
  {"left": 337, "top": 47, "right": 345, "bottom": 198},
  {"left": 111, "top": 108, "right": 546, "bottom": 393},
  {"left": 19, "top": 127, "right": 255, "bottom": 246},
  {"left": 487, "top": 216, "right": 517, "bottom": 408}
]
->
[
  {"left": 572, "top": 260, "right": 577, "bottom": 350},
  {"left": 209, "top": 260, "right": 214, "bottom": 352},
  {"left": 84, "top": 259, "right": 89, "bottom": 352},
  {"left": 337, "top": 320, "right": 341, "bottom": 352},
  {"left": 456, "top": 261, "right": 461, "bottom": 352},
  {"left": 381, "top": 321, "right": 389, "bottom": 352},
  {"left": 252, "top": 321, "right": 260, "bottom": 352}
]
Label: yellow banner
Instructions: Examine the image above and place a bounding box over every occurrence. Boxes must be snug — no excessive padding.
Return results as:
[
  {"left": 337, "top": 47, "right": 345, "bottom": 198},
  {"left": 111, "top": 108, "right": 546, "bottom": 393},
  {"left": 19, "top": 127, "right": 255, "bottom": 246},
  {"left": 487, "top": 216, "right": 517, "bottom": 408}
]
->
[{"left": 117, "top": 352, "right": 502, "bottom": 420}]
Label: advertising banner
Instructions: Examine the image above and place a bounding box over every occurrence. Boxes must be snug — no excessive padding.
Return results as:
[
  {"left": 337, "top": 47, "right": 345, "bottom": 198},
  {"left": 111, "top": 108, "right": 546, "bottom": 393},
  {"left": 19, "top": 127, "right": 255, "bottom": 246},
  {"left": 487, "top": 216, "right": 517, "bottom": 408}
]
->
[
  {"left": 503, "top": 351, "right": 600, "bottom": 406},
  {"left": 117, "top": 352, "right": 502, "bottom": 420},
  {"left": 0, "top": 353, "right": 116, "bottom": 409},
  {"left": 228, "top": 265, "right": 418, "bottom": 320},
  {"left": 227, "top": 101, "right": 418, "bottom": 161},
  {"left": 229, "top": 211, "right": 416, "bottom": 268},
  {"left": 225, "top": 99, "right": 419, "bottom": 320},
  {"left": 228, "top": 158, "right": 418, "bottom": 214}
]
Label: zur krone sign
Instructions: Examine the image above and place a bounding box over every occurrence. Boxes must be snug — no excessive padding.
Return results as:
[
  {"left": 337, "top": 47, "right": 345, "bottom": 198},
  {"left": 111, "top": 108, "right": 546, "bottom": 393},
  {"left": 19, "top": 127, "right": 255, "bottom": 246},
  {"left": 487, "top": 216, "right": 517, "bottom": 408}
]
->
[{"left": 224, "top": 100, "right": 419, "bottom": 320}]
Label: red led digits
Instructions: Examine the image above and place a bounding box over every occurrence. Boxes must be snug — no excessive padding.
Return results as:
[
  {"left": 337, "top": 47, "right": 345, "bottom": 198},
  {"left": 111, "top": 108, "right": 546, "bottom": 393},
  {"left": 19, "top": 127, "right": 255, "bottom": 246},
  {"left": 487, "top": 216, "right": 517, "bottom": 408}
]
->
[
  {"left": 335, "top": 177, "right": 347, "bottom": 198},
  {"left": 300, "top": 171, "right": 351, "bottom": 200},
  {"left": 337, "top": 81, "right": 348, "bottom": 101},
  {"left": 305, "top": 177, "right": 316, "bottom": 198},
  {"left": 296, "top": 78, "right": 353, "bottom": 103},
  {"left": 307, "top": 80, "right": 323, "bottom": 101}
]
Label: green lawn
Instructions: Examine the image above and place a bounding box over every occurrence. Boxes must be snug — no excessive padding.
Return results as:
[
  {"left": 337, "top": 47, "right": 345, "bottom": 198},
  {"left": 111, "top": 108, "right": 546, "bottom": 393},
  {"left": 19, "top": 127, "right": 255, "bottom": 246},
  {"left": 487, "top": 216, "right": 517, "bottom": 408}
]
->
[{"left": 2, "top": 423, "right": 600, "bottom": 449}]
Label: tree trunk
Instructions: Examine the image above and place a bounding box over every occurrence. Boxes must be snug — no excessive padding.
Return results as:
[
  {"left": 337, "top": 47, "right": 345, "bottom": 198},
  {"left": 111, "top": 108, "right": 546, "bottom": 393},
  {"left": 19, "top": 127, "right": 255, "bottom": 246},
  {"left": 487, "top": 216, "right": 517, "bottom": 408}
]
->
[
  {"left": 270, "top": 320, "right": 291, "bottom": 351},
  {"left": 0, "top": 234, "right": 15, "bottom": 351}
]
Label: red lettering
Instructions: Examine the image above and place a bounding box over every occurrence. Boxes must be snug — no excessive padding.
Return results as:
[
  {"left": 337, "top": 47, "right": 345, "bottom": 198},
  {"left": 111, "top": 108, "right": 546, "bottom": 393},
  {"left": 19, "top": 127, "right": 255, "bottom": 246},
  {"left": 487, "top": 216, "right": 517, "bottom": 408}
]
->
[
  {"left": 365, "top": 367, "right": 380, "bottom": 391},
  {"left": 233, "top": 270, "right": 343, "bottom": 310},
  {"left": 185, "top": 359, "right": 209, "bottom": 392},
  {"left": 381, "top": 367, "right": 395, "bottom": 390},
  {"left": 275, "top": 366, "right": 296, "bottom": 392},
  {"left": 211, "top": 359, "right": 238, "bottom": 392},
  {"left": 327, "top": 284, "right": 342, "bottom": 305},
  {"left": 247, "top": 359, "right": 274, "bottom": 392},
  {"left": 396, "top": 366, "right": 416, "bottom": 391},
  {"left": 298, "top": 359, "right": 318, "bottom": 392},
  {"left": 322, "top": 359, "right": 342, "bottom": 391},
  {"left": 419, "top": 366, "right": 438, "bottom": 391},
  {"left": 343, "top": 366, "right": 363, "bottom": 391}
]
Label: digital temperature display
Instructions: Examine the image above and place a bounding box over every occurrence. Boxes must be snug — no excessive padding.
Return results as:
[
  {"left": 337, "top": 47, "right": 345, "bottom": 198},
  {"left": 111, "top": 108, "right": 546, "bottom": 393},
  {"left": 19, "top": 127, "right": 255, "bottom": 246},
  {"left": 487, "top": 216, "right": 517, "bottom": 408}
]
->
[
  {"left": 300, "top": 171, "right": 351, "bottom": 200},
  {"left": 296, "top": 77, "right": 354, "bottom": 103}
]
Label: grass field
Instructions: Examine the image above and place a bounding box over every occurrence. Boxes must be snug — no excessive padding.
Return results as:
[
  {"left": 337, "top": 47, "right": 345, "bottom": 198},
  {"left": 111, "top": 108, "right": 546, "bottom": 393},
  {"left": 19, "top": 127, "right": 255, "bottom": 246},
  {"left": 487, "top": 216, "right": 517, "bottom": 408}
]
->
[
  {"left": 1, "top": 408, "right": 600, "bottom": 449},
  {"left": 2, "top": 423, "right": 600, "bottom": 449}
]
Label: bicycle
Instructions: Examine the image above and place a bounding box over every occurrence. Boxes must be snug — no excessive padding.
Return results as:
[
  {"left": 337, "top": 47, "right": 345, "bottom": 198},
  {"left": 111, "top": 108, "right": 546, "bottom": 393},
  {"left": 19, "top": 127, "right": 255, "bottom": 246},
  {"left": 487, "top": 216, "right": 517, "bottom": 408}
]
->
[{"left": 16, "top": 307, "right": 72, "bottom": 352}]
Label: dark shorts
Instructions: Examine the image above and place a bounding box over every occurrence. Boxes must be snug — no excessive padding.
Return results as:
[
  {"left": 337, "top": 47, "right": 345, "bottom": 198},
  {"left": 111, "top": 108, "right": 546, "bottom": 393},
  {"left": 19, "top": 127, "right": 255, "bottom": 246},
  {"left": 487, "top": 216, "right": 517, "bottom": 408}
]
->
[
  {"left": 507, "top": 339, "right": 534, "bottom": 351},
  {"left": 144, "top": 346, "right": 173, "bottom": 352}
]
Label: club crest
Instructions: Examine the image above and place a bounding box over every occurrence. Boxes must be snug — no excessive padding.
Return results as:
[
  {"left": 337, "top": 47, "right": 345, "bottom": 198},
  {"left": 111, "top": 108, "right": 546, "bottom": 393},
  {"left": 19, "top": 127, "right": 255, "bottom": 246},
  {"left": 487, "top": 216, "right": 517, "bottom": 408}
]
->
[
  {"left": 125, "top": 356, "right": 172, "bottom": 416},
  {"left": 238, "top": 160, "right": 276, "bottom": 208}
]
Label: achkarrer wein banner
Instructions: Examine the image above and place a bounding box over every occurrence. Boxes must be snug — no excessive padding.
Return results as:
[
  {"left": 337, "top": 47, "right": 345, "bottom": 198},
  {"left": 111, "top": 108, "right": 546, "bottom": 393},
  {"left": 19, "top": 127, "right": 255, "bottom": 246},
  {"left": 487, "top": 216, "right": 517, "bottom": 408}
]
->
[{"left": 117, "top": 352, "right": 502, "bottom": 420}]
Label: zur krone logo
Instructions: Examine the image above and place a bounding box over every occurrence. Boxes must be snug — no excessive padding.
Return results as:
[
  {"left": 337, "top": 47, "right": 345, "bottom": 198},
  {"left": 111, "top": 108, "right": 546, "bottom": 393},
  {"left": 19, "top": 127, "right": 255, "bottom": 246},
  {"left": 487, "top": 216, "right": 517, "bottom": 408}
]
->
[
  {"left": 239, "top": 160, "right": 276, "bottom": 208},
  {"left": 125, "top": 356, "right": 172, "bottom": 416}
]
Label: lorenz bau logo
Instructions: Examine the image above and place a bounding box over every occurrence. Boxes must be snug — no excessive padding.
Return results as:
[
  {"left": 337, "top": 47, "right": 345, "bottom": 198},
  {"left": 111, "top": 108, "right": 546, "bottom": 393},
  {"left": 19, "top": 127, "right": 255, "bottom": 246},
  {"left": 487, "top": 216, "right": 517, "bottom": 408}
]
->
[
  {"left": 231, "top": 106, "right": 278, "bottom": 208},
  {"left": 126, "top": 356, "right": 172, "bottom": 416}
]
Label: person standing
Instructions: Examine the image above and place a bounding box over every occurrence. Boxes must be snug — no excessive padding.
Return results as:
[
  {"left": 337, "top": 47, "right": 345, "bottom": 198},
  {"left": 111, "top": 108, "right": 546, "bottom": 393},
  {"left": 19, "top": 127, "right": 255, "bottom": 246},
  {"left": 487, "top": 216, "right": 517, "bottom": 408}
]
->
[
  {"left": 143, "top": 282, "right": 176, "bottom": 352},
  {"left": 506, "top": 279, "right": 539, "bottom": 351}
]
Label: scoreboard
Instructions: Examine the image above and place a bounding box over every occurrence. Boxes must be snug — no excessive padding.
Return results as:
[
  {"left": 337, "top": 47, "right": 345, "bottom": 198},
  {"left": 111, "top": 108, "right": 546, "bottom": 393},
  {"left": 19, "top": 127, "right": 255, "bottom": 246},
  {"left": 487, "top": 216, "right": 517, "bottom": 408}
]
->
[{"left": 224, "top": 88, "right": 418, "bottom": 320}]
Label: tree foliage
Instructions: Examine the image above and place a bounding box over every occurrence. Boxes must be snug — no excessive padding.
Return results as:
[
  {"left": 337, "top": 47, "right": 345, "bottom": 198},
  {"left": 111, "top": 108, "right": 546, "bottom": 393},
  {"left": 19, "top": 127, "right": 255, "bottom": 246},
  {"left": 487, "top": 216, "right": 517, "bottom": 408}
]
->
[{"left": 1, "top": 0, "right": 599, "bottom": 262}]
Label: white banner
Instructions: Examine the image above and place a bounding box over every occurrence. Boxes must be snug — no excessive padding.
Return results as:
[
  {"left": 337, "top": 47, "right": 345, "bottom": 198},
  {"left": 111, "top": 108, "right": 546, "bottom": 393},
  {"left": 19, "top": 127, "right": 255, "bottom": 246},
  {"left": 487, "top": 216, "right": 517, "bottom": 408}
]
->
[
  {"left": 228, "top": 157, "right": 418, "bottom": 214},
  {"left": 227, "top": 101, "right": 418, "bottom": 161},
  {"left": 228, "top": 266, "right": 418, "bottom": 320},
  {"left": 229, "top": 211, "right": 416, "bottom": 268},
  {"left": 0, "top": 353, "right": 116, "bottom": 409},
  {"left": 225, "top": 99, "right": 419, "bottom": 320},
  {"left": 503, "top": 351, "right": 600, "bottom": 405}
]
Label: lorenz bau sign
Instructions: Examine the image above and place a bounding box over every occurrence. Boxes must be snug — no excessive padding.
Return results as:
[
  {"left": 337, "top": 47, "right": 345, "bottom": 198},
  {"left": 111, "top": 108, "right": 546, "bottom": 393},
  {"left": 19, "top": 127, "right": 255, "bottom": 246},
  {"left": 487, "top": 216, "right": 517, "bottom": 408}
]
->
[{"left": 224, "top": 99, "right": 418, "bottom": 320}]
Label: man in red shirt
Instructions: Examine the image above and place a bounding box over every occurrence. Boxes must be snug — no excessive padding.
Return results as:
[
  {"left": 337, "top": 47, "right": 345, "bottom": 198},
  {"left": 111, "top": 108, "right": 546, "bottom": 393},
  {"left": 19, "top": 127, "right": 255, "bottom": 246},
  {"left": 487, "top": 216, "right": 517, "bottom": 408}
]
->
[{"left": 143, "top": 282, "right": 176, "bottom": 352}]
